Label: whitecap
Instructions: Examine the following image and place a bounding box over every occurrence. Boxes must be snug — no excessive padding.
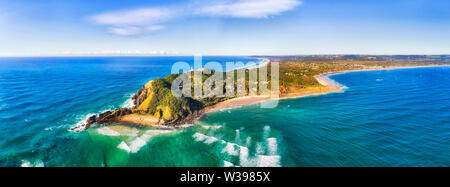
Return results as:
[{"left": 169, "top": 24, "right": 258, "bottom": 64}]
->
[
  {"left": 245, "top": 137, "right": 252, "bottom": 147},
  {"left": 263, "top": 126, "right": 271, "bottom": 139},
  {"left": 221, "top": 142, "right": 239, "bottom": 156},
  {"left": 193, "top": 133, "right": 208, "bottom": 142},
  {"left": 193, "top": 133, "right": 219, "bottom": 144},
  {"left": 256, "top": 155, "right": 281, "bottom": 167},
  {"left": 128, "top": 137, "right": 148, "bottom": 153},
  {"left": 69, "top": 113, "right": 97, "bottom": 132},
  {"left": 267, "top": 138, "right": 278, "bottom": 155},
  {"left": 235, "top": 129, "right": 240, "bottom": 143},
  {"left": 223, "top": 161, "right": 234, "bottom": 167},
  {"left": 204, "top": 136, "right": 219, "bottom": 144},
  {"left": 21, "top": 160, "right": 44, "bottom": 167},
  {"left": 202, "top": 125, "right": 222, "bottom": 130},
  {"left": 239, "top": 146, "right": 250, "bottom": 166},
  {"left": 118, "top": 129, "right": 175, "bottom": 153},
  {"left": 145, "top": 129, "right": 174, "bottom": 136},
  {"left": 256, "top": 142, "right": 265, "bottom": 155},
  {"left": 121, "top": 94, "right": 136, "bottom": 109},
  {"left": 117, "top": 141, "right": 131, "bottom": 153},
  {"left": 176, "top": 124, "right": 194, "bottom": 128}
]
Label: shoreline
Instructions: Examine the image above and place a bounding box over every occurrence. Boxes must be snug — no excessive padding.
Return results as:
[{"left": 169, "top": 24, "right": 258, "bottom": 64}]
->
[{"left": 79, "top": 64, "right": 449, "bottom": 130}]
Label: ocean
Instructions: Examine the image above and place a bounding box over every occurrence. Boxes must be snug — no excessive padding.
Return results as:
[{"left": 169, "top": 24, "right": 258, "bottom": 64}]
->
[{"left": 0, "top": 57, "right": 449, "bottom": 167}]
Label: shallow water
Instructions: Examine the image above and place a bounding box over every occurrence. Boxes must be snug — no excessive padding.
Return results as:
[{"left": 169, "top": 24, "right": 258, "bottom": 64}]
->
[{"left": 0, "top": 57, "right": 449, "bottom": 167}]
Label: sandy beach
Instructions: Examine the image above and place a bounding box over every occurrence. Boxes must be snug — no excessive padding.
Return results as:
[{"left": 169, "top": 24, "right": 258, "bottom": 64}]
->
[
  {"left": 204, "top": 77, "right": 343, "bottom": 113},
  {"left": 119, "top": 114, "right": 165, "bottom": 126}
]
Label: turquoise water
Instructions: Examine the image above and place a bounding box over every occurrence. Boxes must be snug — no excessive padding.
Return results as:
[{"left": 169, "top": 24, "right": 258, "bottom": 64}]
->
[{"left": 0, "top": 57, "right": 449, "bottom": 167}]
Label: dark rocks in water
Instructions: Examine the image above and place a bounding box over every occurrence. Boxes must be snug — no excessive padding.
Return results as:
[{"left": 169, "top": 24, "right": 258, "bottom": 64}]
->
[
  {"left": 85, "top": 114, "right": 98, "bottom": 129},
  {"left": 86, "top": 115, "right": 97, "bottom": 124},
  {"left": 85, "top": 108, "right": 132, "bottom": 127},
  {"left": 98, "top": 111, "right": 112, "bottom": 121}
]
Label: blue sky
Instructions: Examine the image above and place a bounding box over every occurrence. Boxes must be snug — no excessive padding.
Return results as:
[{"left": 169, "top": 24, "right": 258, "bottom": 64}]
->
[{"left": 0, "top": 0, "right": 449, "bottom": 56}]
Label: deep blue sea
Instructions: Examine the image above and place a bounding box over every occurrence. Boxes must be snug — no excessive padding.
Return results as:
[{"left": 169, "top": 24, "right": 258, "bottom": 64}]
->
[{"left": 0, "top": 57, "right": 449, "bottom": 167}]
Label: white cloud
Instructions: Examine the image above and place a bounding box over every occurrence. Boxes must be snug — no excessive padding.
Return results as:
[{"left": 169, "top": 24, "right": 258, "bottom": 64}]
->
[
  {"left": 92, "top": 8, "right": 173, "bottom": 26},
  {"left": 91, "top": 7, "right": 174, "bottom": 36},
  {"left": 197, "top": 0, "right": 301, "bottom": 18},
  {"left": 90, "top": 0, "right": 301, "bottom": 36},
  {"left": 107, "top": 25, "right": 166, "bottom": 36}
]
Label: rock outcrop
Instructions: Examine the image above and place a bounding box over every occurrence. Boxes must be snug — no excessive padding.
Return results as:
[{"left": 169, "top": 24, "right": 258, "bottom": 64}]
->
[{"left": 78, "top": 73, "right": 205, "bottom": 131}]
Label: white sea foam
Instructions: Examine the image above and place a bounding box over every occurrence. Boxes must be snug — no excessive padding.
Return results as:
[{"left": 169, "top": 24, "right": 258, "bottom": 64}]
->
[
  {"left": 117, "top": 141, "right": 131, "bottom": 152},
  {"left": 204, "top": 136, "right": 219, "bottom": 144},
  {"left": 263, "top": 126, "right": 271, "bottom": 139},
  {"left": 176, "top": 124, "right": 194, "bottom": 128},
  {"left": 191, "top": 131, "right": 282, "bottom": 167},
  {"left": 239, "top": 146, "right": 250, "bottom": 166},
  {"left": 256, "top": 142, "right": 265, "bottom": 154},
  {"left": 235, "top": 129, "right": 240, "bottom": 142},
  {"left": 221, "top": 142, "right": 239, "bottom": 156},
  {"left": 21, "top": 160, "right": 44, "bottom": 167},
  {"left": 202, "top": 125, "right": 222, "bottom": 130},
  {"left": 246, "top": 137, "right": 252, "bottom": 147},
  {"left": 118, "top": 129, "right": 175, "bottom": 153},
  {"left": 128, "top": 137, "right": 147, "bottom": 153},
  {"left": 69, "top": 113, "right": 97, "bottom": 132},
  {"left": 193, "top": 133, "right": 208, "bottom": 142},
  {"left": 223, "top": 161, "right": 234, "bottom": 167},
  {"left": 122, "top": 98, "right": 135, "bottom": 109},
  {"left": 256, "top": 155, "right": 281, "bottom": 167},
  {"left": 267, "top": 138, "right": 278, "bottom": 155},
  {"left": 45, "top": 125, "right": 66, "bottom": 131},
  {"left": 129, "top": 130, "right": 174, "bottom": 152},
  {"left": 97, "top": 127, "right": 120, "bottom": 136},
  {"left": 121, "top": 94, "right": 136, "bottom": 109},
  {"left": 193, "top": 133, "right": 219, "bottom": 144},
  {"left": 219, "top": 107, "right": 233, "bottom": 111}
]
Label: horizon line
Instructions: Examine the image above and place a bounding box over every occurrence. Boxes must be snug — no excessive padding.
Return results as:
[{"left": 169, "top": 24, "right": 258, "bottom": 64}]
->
[{"left": 1, "top": 54, "right": 450, "bottom": 58}]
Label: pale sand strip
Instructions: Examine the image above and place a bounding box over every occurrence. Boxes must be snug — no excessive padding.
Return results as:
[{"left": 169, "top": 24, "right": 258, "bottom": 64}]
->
[{"left": 119, "top": 114, "right": 165, "bottom": 126}]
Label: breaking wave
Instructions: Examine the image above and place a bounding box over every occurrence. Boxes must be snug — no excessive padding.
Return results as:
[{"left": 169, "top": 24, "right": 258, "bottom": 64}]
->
[
  {"left": 117, "top": 129, "right": 175, "bottom": 153},
  {"left": 121, "top": 93, "right": 136, "bottom": 109},
  {"left": 191, "top": 128, "right": 281, "bottom": 167}
]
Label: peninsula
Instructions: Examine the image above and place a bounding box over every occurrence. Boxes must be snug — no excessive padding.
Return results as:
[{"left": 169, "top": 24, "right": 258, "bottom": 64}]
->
[{"left": 70, "top": 55, "right": 450, "bottom": 132}]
